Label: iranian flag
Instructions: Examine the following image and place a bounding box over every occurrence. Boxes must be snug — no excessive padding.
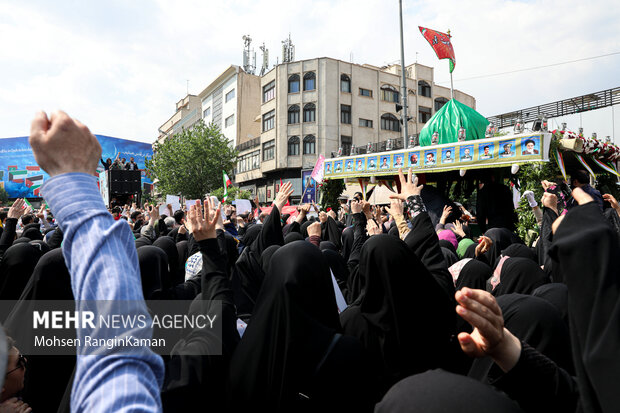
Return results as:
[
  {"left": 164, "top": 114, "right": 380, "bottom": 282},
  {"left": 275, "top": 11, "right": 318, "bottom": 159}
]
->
[
  {"left": 419, "top": 26, "right": 456, "bottom": 73},
  {"left": 223, "top": 171, "right": 231, "bottom": 201}
]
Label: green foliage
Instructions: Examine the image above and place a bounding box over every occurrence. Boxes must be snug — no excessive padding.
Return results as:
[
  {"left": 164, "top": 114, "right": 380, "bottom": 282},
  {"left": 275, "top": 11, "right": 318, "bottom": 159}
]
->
[
  {"left": 320, "top": 179, "right": 345, "bottom": 211},
  {"left": 145, "top": 121, "right": 237, "bottom": 199},
  {"left": 0, "top": 186, "right": 9, "bottom": 206},
  {"left": 141, "top": 188, "right": 154, "bottom": 205},
  {"left": 211, "top": 186, "right": 252, "bottom": 204}
]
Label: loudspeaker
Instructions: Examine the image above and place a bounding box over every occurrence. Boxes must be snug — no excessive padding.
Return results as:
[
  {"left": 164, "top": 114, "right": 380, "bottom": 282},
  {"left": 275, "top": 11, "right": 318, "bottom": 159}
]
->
[{"left": 109, "top": 170, "right": 141, "bottom": 194}]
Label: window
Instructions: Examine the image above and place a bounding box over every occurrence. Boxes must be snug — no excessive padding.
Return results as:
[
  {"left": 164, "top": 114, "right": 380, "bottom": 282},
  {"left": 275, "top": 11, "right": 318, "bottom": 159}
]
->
[
  {"left": 203, "top": 107, "right": 211, "bottom": 118},
  {"left": 419, "top": 106, "right": 432, "bottom": 123},
  {"left": 341, "top": 74, "right": 351, "bottom": 93},
  {"left": 341, "top": 104, "right": 351, "bottom": 124},
  {"left": 303, "top": 103, "right": 316, "bottom": 123},
  {"left": 288, "top": 74, "right": 300, "bottom": 93},
  {"left": 381, "top": 113, "right": 400, "bottom": 132},
  {"left": 225, "top": 89, "right": 235, "bottom": 102},
  {"left": 288, "top": 136, "right": 300, "bottom": 156},
  {"left": 380, "top": 85, "right": 399, "bottom": 103},
  {"left": 418, "top": 80, "right": 431, "bottom": 98},
  {"left": 288, "top": 105, "right": 300, "bottom": 124},
  {"left": 262, "top": 110, "right": 275, "bottom": 132},
  {"left": 359, "top": 118, "right": 373, "bottom": 128},
  {"left": 359, "top": 88, "right": 373, "bottom": 97},
  {"left": 263, "top": 140, "right": 275, "bottom": 161},
  {"left": 341, "top": 135, "right": 352, "bottom": 156},
  {"left": 303, "top": 72, "right": 316, "bottom": 91},
  {"left": 435, "top": 97, "right": 448, "bottom": 111},
  {"left": 225, "top": 115, "right": 235, "bottom": 128},
  {"left": 303, "top": 135, "right": 316, "bottom": 154},
  {"left": 237, "top": 150, "right": 261, "bottom": 173},
  {"left": 263, "top": 81, "right": 275, "bottom": 103}
]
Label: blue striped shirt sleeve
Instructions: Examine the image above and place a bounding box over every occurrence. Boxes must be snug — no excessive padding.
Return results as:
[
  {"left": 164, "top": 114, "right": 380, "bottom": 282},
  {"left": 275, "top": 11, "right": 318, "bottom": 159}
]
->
[{"left": 42, "top": 173, "right": 164, "bottom": 413}]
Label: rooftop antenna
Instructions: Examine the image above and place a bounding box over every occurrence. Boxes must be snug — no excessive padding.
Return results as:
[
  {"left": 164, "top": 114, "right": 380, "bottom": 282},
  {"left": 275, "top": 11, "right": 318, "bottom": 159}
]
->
[
  {"left": 282, "top": 33, "right": 295, "bottom": 63},
  {"left": 242, "top": 35, "right": 256, "bottom": 74},
  {"left": 259, "top": 43, "right": 269, "bottom": 76}
]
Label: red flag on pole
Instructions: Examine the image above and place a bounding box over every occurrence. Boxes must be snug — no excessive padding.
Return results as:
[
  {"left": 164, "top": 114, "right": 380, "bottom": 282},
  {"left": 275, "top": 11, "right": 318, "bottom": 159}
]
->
[{"left": 419, "top": 26, "right": 455, "bottom": 72}]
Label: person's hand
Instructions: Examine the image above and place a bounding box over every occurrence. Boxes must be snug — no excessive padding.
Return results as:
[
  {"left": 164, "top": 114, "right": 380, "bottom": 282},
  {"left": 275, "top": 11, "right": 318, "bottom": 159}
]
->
[
  {"left": 342, "top": 203, "right": 350, "bottom": 214},
  {"left": 0, "top": 397, "right": 32, "bottom": 413},
  {"left": 385, "top": 199, "right": 404, "bottom": 217},
  {"left": 541, "top": 180, "right": 556, "bottom": 191},
  {"left": 274, "top": 181, "right": 293, "bottom": 212},
  {"left": 552, "top": 187, "right": 594, "bottom": 234},
  {"left": 366, "top": 219, "right": 382, "bottom": 236},
  {"left": 350, "top": 200, "right": 363, "bottom": 214},
  {"left": 166, "top": 203, "right": 173, "bottom": 214},
  {"left": 453, "top": 220, "right": 466, "bottom": 238},
  {"left": 541, "top": 192, "right": 558, "bottom": 213},
  {"left": 389, "top": 168, "right": 423, "bottom": 201},
  {"left": 147, "top": 204, "right": 159, "bottom": 224},
  {"left": 8, "top": 199, "right": 26, "bottom": 220},
  {"left": 362, "top": 201, "right": 372, "bottom": 219},
  {"left": 328, "top": 210, "right": 337, "bottom": 220},
  {"left": 440, "top": 205, "right": 452, "bottom": 224},
  {"left": 475, "top": 235, "right": 492, "bottom": 257},
  {"left": 455, "top": 288, "right": 521, "bottom": 372},
  {"left": 307, "top": 222, "right": 322, "bottom": 237},
  {"left": 603, "top": 193, "right": 620, "bottom": 211},
  {"left": 236, "top": 216, "right": 245, "bottom": 226},
  {"left": 29, "top": 110, "right": 102, "bottom": 177},
  {"left": 36, "top": 204, "right": 46, "bottom": 219},
  {"left": 318, "top": 211, "right": 328, "bottom": 223},
  {"left": 187, "top": 198, "right": 220, "bottom": 241},
  {"left": 178, "top": 224, "right": 187, "bottom": 235}
]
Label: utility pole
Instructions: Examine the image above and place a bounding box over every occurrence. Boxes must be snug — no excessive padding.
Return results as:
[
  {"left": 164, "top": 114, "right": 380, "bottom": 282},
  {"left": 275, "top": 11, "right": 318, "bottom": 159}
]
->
[{"left": 398, "top": 0, "right": 409, "bottom": 148}]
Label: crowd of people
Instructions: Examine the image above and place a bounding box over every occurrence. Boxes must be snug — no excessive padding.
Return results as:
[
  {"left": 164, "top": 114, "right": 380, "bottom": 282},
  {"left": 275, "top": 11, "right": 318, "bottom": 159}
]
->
[{"left": 0, "top": 110, "right": 617, "bottom": 412}]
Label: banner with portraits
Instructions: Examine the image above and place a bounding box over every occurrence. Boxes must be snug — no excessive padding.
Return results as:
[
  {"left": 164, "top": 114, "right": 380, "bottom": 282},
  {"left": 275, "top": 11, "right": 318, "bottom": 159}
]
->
[{"left": 323, "top": 133, "right": 550, "bottom": 179}]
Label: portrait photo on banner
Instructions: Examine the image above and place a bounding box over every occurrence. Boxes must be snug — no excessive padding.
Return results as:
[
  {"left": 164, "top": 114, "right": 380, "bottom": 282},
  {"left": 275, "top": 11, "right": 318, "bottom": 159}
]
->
[
  {"left": 355, "top": 157, "right": 366, "bottom": 171},
  {"left": 408, "top": 151, "right": 420, "bottom": 167},
  {"left": 334, "top": 160, "right": 343, "bottom": 173},
  {"left": 442, "top": 147, "right": 455, "bottom": 163},
  {"left": 379, "top": 155, "right": 391, "bottom": 169},
  {"left": 367, "top": 156, "right": 377, "bottom": 170},
  {"left": 521, "top": 137, "right": 540, "bottom": 155},
  {"left": 393, "top": 153, "right": 405, "bottom": 168},
  {"left": 499, "top": 139, "right": 516, "bottom": 158},
  {"left": 345, "top": 159, "right": 354, "bottom": 172},
  {"left": 325, "top": 162, "right": 332, "bottom": 174},
  {"left": 424, "top": 149, "right": 437, "bottom": 166},
  {"left": 479, "top": 143, "right": 494, "bottom": 160},
  {"left": 460, "top": 145, "right": 474, "bottom": 162}
]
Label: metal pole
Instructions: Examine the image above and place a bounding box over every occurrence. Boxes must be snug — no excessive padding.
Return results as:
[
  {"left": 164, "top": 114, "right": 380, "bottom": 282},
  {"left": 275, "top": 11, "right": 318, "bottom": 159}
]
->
[
  {"left": 398, "top": 0, "right": 409, "bottom": 147},
  {"left": 450, "top": 71, "right": 454, "bottom": 100}
]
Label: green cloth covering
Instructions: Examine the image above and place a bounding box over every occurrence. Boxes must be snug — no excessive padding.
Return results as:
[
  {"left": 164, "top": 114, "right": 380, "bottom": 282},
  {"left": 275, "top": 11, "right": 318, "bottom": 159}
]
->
[
  {"left": 457, "top": 238, "right": 475, "bottom": 259},
  {"left": 419, "top": 99, "right": 490, "bottom": 146}
]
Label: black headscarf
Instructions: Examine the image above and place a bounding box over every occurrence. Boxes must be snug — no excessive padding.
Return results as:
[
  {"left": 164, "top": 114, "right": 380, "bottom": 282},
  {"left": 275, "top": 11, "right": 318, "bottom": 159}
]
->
[
  {"left": 137, "top": 246, "right": 169, "bottom": 299},
  {"left": 240, "top": 224, "right": 261, "bottom": 251},
  {"left": 135, "top": 236, "right": 152, "bottom": 249},
  {"left": 455, "top": 259, "right": 492, "bottom": 291},
  {"left": 319, "top": 241, "right": 337, "bottom": 252},
  {"left": 284, "top": 232, "right": 304, "bottom": 244},
  {"left": 300, "top": 221, "right": 312, "bottom": 239},
  {"left": 532, "top": 283, "right": 568, "bottom": 325},
  {"left": 340, "top": 226, "right": 354, "bottom": 261},
  {"left": 176, "top": 240, "right": 189, "bottom": 277},
  {"left": 376, "top": 369, "right": 523, "bottom": 413},
  {"left": 228, "top": 241, "right": 349, "bottom": 411},
  {"left": 12, "top": 237, "right": 30, "bottom": 245},
  {"left": 482, "top": 227, "right": 523, "bottom": 268},
  {"left": 29, "top": 240, "right": 51, "bottom": 255},
  {"left": 501, "top": 243, "right": 537, "bottom": 263},
  {"left": 388, "top": 226, "right": 400, "bottom": 237},
  {"left": 492, "top": 257, "right": 549, "bottom": 296},
  {"left": 322, "top": 249, "right": 349, "bottom": 297},
  {"left": 22, "top": 227, "right": 43, "bottom": 241},
  {"left": 438, "top": 239, "right": 457, "bottom": 255},
  {"left": 340, "top": 235, "right": 455, "bottom": 398},
  {"left": 320, "top": 216, "right": 342, "bottom": 250},
  {"left": 0, "top": 243, "right": 43, "bottom": 300},
  {"left": 441, "top": 247, "right": 458, "bottom": 267},
  {"left": 153, "top": 236, "right": 182, "bottom": 286},
  {"left": 259, "top": 245, "right": 280, "bottom": 275}
]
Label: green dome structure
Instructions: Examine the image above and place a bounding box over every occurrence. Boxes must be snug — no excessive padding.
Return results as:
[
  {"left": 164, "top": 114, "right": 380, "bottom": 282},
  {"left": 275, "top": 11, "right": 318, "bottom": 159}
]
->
[{"left": 419, "top": 99, "right": 489, "bottom": 146}]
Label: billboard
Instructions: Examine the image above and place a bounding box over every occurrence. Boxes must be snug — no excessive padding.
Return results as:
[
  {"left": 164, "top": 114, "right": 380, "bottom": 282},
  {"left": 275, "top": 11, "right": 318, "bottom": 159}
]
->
[
  {"left": 0, "top": 135, "right": 153, "bottom": 198},
  {"left": 301, "top": 170, "right": 317, "bottom": 204}
]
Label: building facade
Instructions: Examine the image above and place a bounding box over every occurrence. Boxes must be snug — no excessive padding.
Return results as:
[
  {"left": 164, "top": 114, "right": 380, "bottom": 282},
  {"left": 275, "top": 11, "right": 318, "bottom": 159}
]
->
[
  {"left": 156, "top": 94, "right": 203, "bottom": 144},
  {"left": 234, "top": 57, "right": 476, "bottom": 203}
]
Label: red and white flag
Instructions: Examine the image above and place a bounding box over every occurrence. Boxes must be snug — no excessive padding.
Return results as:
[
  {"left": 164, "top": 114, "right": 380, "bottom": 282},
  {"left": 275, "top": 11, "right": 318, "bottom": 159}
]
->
[{"left": 311, "top": 154, "right": 325, "bottom": 184}]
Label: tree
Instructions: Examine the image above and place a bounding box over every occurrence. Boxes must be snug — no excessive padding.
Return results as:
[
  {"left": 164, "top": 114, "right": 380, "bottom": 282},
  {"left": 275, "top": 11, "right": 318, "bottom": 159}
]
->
[
  {"left": 145, "top": 121, "right": 237, "bottom": 199},
  {"left": 0, "top": 186, "right": 8, "bottom": 207},
  {"left": 320, "top": 179, "right": 345, "bottom": 212},
  {"left": 211, "top": 186, "right": 252, "bottom": 204}
]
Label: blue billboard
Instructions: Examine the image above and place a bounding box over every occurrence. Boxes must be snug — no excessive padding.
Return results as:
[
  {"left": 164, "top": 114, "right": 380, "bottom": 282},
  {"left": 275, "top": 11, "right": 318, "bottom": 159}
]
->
[{"left": 0, "top": 135, "right": 153, "bottom": 198}]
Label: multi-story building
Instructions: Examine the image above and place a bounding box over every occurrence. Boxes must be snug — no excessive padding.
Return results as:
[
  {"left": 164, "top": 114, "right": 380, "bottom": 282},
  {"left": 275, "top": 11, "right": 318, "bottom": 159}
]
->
[
  {"left": 156, "top": 94, "right": 202, "bottom": 144},
  {"left": 234, "top": 57, "right": 476, "bottom": 203},
  {"left": 198, "top": 65, "right": 261, "bottom": 148}
]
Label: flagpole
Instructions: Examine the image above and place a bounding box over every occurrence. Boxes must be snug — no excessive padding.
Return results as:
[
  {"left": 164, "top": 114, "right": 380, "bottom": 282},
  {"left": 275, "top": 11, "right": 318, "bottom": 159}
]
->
[
  {"left": 398, "top": 0, "right": 409, "bottom": 147},
  {"left": 448, "top": 29, "right": 454, "bottom": 100}
]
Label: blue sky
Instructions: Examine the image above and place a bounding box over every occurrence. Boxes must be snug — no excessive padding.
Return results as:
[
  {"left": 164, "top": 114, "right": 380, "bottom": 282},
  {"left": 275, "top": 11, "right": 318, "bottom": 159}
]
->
[{"left": 0, "top": 0, "right": 618, "bottom": 143}]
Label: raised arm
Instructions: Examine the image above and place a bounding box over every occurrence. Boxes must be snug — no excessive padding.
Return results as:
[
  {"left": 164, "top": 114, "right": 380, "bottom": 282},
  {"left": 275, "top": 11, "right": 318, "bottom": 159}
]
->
[
  {"left": 31, "top": 110, "right": 163, "bottom": 412},
  {"left": 0, "top": 199, "right": 25, "bottom": 256}
]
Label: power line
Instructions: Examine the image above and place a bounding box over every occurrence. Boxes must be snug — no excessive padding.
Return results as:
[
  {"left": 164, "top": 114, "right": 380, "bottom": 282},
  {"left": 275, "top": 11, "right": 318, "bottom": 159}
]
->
[{"left": 436, "top": 51, "right": 620, "bottom": 83}]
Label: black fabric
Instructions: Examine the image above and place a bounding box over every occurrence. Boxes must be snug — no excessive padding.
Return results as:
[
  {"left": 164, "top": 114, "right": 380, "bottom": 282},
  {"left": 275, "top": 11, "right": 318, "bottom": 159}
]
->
[
  {"left": 388, "top": 226, "right": 400, "bottom": 237},
  {"left": 441, "top": 247, "right": 458, "bottom": 267},
  {"left": 320, "top": 216, "right": 342, "bottom": 250},
  {"left": 222, "top": 232, "right": 239, "bottom": 277},
  {"left": 5, "top": 249, "right": 75, "bottom": 413},
  {"left": 0, "top": 217, "right": 18, "bottom": 256},
  {"left": 260, "top": 245, "right": 280, "bottom": 275},
  {"left": 300, "top": 221, "right": 312, "bottom": 239},
  {"left": 344, "top": 213, "right": 367, "bottom": 303},
  {"left": 322, "top": 249, "right": 349, "bottom": 298},
  {"left": 22, "top": 227, "right": 43, "bottom": 241},
  {"left": 135, "top": 236, "right": 152, "bottom": 249},
  {"left": 153, "top": 236, "right": 182, "bottom": 286},
  {"left": 463, "top": 242, "right": 477, "bottom": 259},
  {"left": 12, "top": 236, "right": 30, "bottom": 245},
  {"left": 340, "top": 226, "right": 354, "bottom": 261},
  {"left": 232, "top": 206, "right": 284, "bottom": 318},
  {"left": 476, "top": 181, "right": 518, "bottom": 233},
  {"left": 137, "top": 246, "right": 170, "bottom": 299},
  {"left": 284, "top": 232, "right": 304, "bottom": 244},
  {"left": 319, "top": 241, "right": 337, "bottom": 251},
  {"left": 176, "top": 240, "right": 189, "bottom": 278},
  {"left": 340, "top": 235, "right": 455, "bottom": 401},
  {"left": 549, "top": 201, "right": 620, "bottom": 413},
  {"left": 227, "top": 241, "right": 369, "bottom": 412},
  {"left": 438, "top": 239, "right": 457, "bottom": 254},
  {"left": 46, "top": 226, "right": 63, "bottom": 249},
  {"left": 0, "top": 242, "right": 43, "bottom": 300},
  {"left": 532, "top": 283, "right": 569, "bottom": 325},
  {"left": 492, "top": 257, "right": 549, "bottom": 296},
  {"left": 29, "top": 240, "right": 51, "bottom": 255},
  {"left": 240, "top": 223, "right": 261, "bottom": 251},
  {"left": 502, "top": 243, "right": 537, "bottom": 263},
  {"left": 537, "top": 207, "right": 558, "bottom": 268},
  {"left": 483, "top": 227, "right": 523, "bottom": 269},
  {"left": 376, "top": 369, "right": 522, "bottom": 413},
  {"left": 455, "top": 259, "right": 492, "bottom": 292}
]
